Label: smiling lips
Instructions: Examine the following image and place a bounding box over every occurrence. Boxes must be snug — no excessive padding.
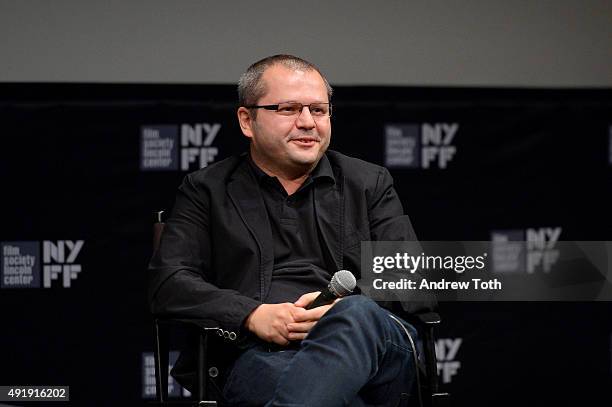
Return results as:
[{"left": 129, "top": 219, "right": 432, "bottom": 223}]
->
[{"left": 290, "top": 136, "right": 319, "bottom": 145}]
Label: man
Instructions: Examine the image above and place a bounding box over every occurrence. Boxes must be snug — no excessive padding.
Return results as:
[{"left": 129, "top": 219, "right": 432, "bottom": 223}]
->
[{"left": 149, "top": 55, "right": 432, "bottom": 406}]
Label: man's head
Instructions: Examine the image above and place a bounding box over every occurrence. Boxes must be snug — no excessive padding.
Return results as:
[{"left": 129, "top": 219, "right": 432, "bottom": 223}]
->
[{"left": 237, "top": 55, "right": 333, "bottom": 178}]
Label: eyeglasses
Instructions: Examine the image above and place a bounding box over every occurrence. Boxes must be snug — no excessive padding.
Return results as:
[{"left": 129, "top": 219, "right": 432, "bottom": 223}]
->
[{"left": 244, "top": 102, "right": 332, "bottom": 118}]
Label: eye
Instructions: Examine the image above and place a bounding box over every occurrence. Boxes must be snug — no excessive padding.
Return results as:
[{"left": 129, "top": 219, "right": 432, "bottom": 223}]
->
[
  {"left": 277, "top": 103, "right": 301, "bottom": 114},
  {"left": 310, "top": 104, "right": 328, "bottom": 116},
  {"left": 311, "top": 107, "right": 325, "bottom": 115}
]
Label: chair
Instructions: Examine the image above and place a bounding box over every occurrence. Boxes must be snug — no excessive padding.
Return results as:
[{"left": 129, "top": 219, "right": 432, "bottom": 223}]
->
[
  {"left": 410, "top": 313, "right": 451, "bottom": 407},
  {"left": 150, "top": 210, "right": 450, "bottom": 407},
  {"left": 152, "top": 318, "right": 219, "bottom": 406}
]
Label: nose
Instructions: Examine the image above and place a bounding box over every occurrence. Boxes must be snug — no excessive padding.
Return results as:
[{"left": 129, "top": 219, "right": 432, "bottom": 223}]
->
[{"left": 295, "top": 105, "right": 316, "bottom": 130}]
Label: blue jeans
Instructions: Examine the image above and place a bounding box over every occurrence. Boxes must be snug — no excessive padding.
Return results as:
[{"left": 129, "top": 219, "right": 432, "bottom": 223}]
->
[{"left": 222, "top": 295, "right": 418, "bottom": 407}]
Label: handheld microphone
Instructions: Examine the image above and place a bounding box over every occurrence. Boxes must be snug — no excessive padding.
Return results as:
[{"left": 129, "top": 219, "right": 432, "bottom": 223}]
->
[{"left": 306, "top": 270, "right": 356, "bottom": 309}]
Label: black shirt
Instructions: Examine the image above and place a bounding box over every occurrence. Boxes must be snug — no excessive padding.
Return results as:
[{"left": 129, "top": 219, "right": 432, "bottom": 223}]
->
[{"left": 247, "top": 155, "right": 336, "bottom": 303}]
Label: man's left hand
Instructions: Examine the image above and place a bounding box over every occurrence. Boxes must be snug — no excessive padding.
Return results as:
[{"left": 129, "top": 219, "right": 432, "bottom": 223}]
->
[{"left": 286, "top": 291, "right": 341, "bottom": 341}]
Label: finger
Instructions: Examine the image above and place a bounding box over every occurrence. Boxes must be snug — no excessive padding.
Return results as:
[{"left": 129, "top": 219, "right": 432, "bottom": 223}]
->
[
  {"left": 293, "top": 304, "right": 333, "bottom": 322},
  {"left": 276, "top": 321, "right": 291, "bottom": 339},
  {"left": 272, "top": 334, "right": 291, "bottom": 346},
  {"left": 272, "top": 323, "right": 291, "bottom": 344},
  {"left": 288, "top": 332, "right": 308, "bottom": 341},
  {"left": 287, "top": 321, "right": 316, "bottom": 333},
  {"left": 294, "top": 291, "right": 320, "bottom": 308}
]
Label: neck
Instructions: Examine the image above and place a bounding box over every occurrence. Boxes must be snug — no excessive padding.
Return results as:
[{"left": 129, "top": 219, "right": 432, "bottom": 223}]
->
[
  {"left": 277, "top": 175, "right": 309, "bottom": 195},
  {"left": 249, "top": 152, "right": 316, "bottom": 195}
]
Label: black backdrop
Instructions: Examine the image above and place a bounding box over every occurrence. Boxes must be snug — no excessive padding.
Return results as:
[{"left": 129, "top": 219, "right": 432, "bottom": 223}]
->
[{"left": 1, "top": 84, "right": 611, "bottom": 406}]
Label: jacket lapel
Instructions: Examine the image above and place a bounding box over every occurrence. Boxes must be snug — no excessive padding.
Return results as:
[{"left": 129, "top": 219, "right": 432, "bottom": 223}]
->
[
  {"left": 227, "top": 161, "right": 274, "bottom": 301},
  {"left": 314, "top": 175, "right": 344, "bottom": 272}
]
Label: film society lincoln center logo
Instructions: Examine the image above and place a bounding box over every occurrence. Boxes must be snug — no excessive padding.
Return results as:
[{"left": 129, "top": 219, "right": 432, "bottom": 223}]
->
[
  {"left": 384, "top": 123, "right": 458, "bottom": 169},
  {"left": 1, "top": 241, "right": 84, "bottom": 289},
  {"left": 142, "top": 351, "right": 190, "bottom": 399},
  {"left": 140, "top": 123, "right": 221, "bottom": 171},
  {"left": 609, "top": 124, "right": 612, "bottom": 165}
]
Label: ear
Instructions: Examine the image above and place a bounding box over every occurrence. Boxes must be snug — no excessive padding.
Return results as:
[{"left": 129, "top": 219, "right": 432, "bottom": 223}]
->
[{"left": 237, "top": 107, "right": 254, "bottom": 139}]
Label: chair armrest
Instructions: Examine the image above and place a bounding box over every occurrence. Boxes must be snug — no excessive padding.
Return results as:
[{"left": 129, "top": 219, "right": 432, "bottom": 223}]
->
[
  {"left": 413, "top": 312, "right": 441, "bottom": 325},
  {"left": 412, "top": 312, "right": 442, "bottom": 396}
]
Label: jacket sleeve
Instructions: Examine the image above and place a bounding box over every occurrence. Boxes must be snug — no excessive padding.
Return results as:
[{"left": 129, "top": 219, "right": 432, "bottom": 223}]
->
[
  {"left": 366, "top": 167, "right": 437, "bottom": 314},
  {"left": 367, "top": 167, "right": 418, "bottom": 242},
  {"left": 147, "top": 174, "right": 261, "bottom": 337}
]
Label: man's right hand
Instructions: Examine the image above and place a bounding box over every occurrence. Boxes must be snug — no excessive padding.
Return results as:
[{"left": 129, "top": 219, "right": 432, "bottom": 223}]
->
[{"left": 244, "top": 303, "right": 298, "bottom": 346}]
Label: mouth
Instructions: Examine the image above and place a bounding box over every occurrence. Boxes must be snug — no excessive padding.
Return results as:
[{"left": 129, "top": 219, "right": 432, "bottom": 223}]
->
[{"left": 289, "top": 137, "right": 320, "bottom": 146}]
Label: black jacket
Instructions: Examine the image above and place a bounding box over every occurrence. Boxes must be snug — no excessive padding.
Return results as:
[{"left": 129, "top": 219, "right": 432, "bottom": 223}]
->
[{"left": 147, "top": 150, "right": 433, "bottom": 388}]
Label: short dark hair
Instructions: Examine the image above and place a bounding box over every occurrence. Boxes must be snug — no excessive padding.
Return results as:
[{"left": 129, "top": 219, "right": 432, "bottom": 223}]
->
[{"left": 238, "top": 54, "right": 333, "bottom": 115}]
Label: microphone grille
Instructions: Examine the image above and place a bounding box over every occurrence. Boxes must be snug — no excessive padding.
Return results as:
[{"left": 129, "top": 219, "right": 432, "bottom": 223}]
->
[{"left": 330, "top": 269, "right": 356, "bottom": 297}]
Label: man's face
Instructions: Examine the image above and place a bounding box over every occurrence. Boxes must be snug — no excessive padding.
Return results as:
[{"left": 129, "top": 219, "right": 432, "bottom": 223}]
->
[{"left": 238, "top": 64, "right": 331, "bottom": 176}]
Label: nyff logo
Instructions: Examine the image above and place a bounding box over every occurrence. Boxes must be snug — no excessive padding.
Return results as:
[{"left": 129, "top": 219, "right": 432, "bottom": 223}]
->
[
  {"left": 181, "top": 123, "right": 220, "bottom": 171},
  {"left": 608, "top": 125, "right": 612, "bottom": 165},
  {"left": 436, "top": 337, "right": 462, "bottom": 384},
  {"left": 491, "top": 227, "right": 561, "bottom": 273},
  {"left": 140, "top": 123, "right": 221, "bottom": 172},
  {"left": 525, "top": 227, "right": 561, "bottom": 273},
  {"left": 421, "top": 123, "right": 458, "bottom": 169},
  {"left": 385, "top": 123, "right": 458, "bottom": 169},
  {"left": 43, "top": 240, "right": 84, "bottom": 288}
]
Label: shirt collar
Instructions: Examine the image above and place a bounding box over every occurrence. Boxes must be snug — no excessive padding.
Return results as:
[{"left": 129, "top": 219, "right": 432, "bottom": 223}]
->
[{"left": 310, "top": 153, "right": 335, "bottom": 184}]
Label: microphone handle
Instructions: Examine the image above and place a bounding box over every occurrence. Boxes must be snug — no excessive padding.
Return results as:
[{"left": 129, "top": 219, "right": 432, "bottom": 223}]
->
[{"left": 305, "top": 289, "right": 337, "bottom": 310}]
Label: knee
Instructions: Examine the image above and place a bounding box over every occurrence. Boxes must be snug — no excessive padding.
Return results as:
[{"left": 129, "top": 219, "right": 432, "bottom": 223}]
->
[
  {"left": 335, "top": 294, "right": 376, "bottom": 309},
  {"left": 331, "top": 296, "right": 415, "bottom": 342},
  {"left": 331, "top": 295, "right": 387, "bottom": 325}
]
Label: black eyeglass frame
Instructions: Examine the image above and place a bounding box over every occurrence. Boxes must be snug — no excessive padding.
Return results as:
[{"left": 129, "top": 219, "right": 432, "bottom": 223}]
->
[{"left": 243, "top": 102, "right": 333, "bottom": 118}]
